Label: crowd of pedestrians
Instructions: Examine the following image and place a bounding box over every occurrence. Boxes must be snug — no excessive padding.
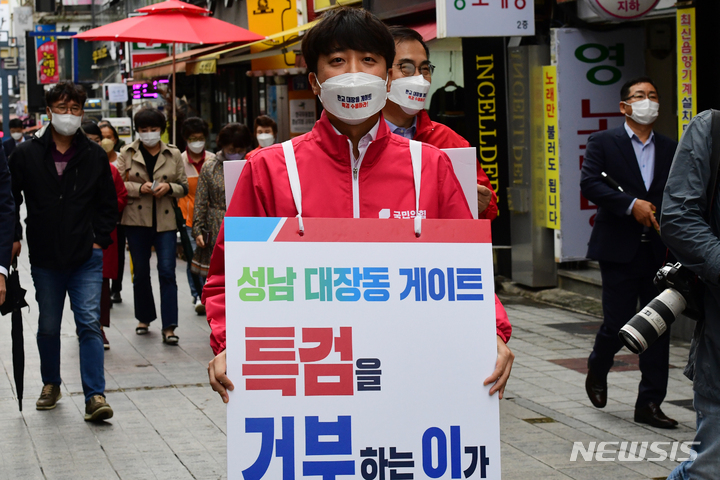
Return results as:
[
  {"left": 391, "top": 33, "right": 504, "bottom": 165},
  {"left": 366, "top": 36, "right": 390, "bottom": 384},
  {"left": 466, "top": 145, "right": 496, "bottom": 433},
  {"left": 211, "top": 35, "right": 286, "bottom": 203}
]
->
[{"left": 1, "top": 9, "right": 516, "bottom": 430}]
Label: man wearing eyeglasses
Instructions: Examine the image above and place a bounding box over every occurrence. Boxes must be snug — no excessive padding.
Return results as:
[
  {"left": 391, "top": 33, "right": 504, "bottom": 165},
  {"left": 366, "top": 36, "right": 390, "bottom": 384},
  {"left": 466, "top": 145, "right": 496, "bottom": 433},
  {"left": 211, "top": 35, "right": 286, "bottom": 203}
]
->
[
  {"left": 9, "top": 81, "right": 118, "bottom": 421},
  {"left": 382, "top": 26, "right": 498, "bottom": 221},
  {"left": 580, "top": 77, "right": 678, "bottom": 428}
]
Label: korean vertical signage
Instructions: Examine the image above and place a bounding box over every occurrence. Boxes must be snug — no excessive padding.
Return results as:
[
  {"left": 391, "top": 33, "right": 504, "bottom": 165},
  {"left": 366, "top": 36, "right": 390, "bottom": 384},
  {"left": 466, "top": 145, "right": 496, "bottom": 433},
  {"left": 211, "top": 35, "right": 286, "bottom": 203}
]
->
[
  {"left": 437, "top": 0, "right": 535, "bottom": 38},
  {"left": 35, "top": 27, "right": 59, "bottom": 84},
  {"left": 542, "top": 66, "right": 560, "bottom": 230},
  {"left": 225, "top": 217, "right": 501, "bottom": 479},
  {"left": 553, "top": 28, "right": 645, "bottom": 261},
  {"left": 462, "top": 37, "right": 510, "bottom": 252},
  {"left": 677, "top": 8, "right": 696, "bottom": 138}
]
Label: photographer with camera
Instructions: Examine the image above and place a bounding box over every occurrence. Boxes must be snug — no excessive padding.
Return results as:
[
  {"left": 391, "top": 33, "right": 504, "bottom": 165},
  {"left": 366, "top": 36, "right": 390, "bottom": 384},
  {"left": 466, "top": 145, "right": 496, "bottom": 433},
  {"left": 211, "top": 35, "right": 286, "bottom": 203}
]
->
[
  {"left": 662, "top": 110, "right": 720, "bottom": 479},
  {"left": 580, "top": 77, "right": 678, "bottom": 428}
]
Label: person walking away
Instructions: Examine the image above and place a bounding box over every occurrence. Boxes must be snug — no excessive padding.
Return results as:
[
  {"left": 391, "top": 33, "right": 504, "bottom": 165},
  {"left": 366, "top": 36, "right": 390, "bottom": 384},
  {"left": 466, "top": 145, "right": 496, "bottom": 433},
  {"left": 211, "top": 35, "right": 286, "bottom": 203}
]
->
[
  {"left": 9, "top": 81, "right": 117, "bottom": 421},
  {"left": 116, "top": 107, "right": 188, "bottom": 345},
  {"left": 580, "top": 77, "right": 678, "bottom": 428},
  {"left": 177, "top": 117, "right": 216, "bottom": 314},
  {"left": 192, "top": 123, "right": 252, "bottom": 285}
]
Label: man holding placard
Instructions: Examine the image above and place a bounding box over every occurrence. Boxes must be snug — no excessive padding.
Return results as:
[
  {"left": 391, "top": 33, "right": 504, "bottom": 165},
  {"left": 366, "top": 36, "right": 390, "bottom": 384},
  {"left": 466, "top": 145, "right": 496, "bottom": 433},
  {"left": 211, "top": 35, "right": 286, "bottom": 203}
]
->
[{"left": 382, "top": 26, "right": 498, "bottom": 221}]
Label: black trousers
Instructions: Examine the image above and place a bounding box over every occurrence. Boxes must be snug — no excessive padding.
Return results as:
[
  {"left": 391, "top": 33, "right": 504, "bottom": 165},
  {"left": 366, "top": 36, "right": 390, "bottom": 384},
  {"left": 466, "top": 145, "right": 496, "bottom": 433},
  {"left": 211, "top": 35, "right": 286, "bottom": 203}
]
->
[{"left": 589, "top": 243, "right": 670, "bottom": 408}]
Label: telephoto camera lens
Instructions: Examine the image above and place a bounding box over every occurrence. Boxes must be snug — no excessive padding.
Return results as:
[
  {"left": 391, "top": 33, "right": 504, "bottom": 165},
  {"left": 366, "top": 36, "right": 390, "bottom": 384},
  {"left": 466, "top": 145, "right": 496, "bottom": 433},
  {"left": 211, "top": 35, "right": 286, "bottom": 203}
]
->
[{"left": 619, "top": 289, "right": 687, "bottom": 354}]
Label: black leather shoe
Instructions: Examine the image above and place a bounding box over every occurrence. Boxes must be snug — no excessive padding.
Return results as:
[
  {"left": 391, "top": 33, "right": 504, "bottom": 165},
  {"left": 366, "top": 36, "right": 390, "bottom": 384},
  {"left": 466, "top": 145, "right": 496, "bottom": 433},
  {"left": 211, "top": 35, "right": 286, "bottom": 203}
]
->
[
  {"left": 634, "top": 402, "right": 678, "bottom": 429},
  {"left": 110, "top": 292, "right": 122, "bottom": 303},
  {"left": 585, "top": 370, "right": 607, "bottom": 408}
]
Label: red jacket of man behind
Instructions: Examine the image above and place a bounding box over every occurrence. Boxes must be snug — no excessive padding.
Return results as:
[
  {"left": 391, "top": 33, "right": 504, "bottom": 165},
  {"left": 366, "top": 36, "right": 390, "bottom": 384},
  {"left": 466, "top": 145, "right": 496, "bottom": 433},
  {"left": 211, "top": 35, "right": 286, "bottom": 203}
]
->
[
  {"left": 203, "top": 113, "right": 511, "bottom": 355},
  {"left": 413, "top": 110, "right": 499, "bottom": 221}
]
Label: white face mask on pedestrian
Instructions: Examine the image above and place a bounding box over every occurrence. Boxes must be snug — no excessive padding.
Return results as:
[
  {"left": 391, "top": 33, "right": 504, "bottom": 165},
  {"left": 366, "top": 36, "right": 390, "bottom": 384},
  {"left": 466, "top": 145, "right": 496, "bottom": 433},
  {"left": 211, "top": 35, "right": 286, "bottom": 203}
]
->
[
  {"left": 256, "top": 133, "right": 275, "bottom": 147},
  {"left": 51, "top": 113, "right": 82, "bottom": 136},
  {"left": 138, "top": 131, "right": 161, "bottom": 148},
  {"left": 11, "top": 132, "right": 23, "bottom": 141},
  {"left": 623, "top": 99, "right": 659, "bottom": 126},
  {"left": 387, "top": 75, "right": 431, "bottom": 115},
  {"left": 316, "top": 72, "right": 388, "bottom": 126},
  {"left": 187, "top": 141, "right": 206, "bottom": 154}
]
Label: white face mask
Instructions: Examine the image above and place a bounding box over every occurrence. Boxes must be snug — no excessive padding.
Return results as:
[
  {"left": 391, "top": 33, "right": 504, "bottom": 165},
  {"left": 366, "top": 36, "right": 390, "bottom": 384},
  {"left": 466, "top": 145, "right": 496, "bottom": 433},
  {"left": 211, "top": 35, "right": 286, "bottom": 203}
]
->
[
  {"left": 11, "top": 132, "right": 23, "bottom": 141},
  {"left": 51, "top": 113, "right": 82, "bottom": 137},
  {"left": 187, "top": 140, "right": 206, "bottom": 154},
  {"left": 316, "top": 72, "right": 388, "bottom": 126},
  {"left": 257, "top": 133, "right": 275, "bottom": 147},
  {"left": 139, "top": 131, "right": 161, "bottom": 147},
  {"left": 388, "top": 75, "right": 431, "bottom": 115},
  {"left": 624, "top": 99, "right": 659, "bottom": 126}
]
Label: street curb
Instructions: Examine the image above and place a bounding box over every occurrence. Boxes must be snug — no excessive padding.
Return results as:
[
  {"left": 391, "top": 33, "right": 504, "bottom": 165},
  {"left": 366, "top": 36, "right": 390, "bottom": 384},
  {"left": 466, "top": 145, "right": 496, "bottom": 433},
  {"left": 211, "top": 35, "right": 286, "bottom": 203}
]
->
[{"left": 497, "top": 278, "right": 603, "bottom": 318}]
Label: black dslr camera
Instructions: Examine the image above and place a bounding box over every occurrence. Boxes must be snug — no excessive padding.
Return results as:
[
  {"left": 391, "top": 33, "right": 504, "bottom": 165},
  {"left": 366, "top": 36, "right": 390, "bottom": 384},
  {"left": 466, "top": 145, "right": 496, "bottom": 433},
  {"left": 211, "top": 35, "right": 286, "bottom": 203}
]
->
[{"left": 619, "top": 263, "right": 704, "bottom": 354}]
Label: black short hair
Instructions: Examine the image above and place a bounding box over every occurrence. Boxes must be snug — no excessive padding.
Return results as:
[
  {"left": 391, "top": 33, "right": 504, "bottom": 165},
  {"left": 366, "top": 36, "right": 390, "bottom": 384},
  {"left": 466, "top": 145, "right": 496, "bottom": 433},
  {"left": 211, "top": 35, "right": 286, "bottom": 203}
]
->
[
  {"left": 253, "top": 115, "right": 277, "bottom": 135},
  {"left": 301, "top": 7, "right": 395, "bottom": 75},
  {"left": 388, "top": 26, "right": 429, "bottom": 60},
  {"left": 100, "top": 123, "right": 119, "bottom": 142},
  {"left": 82, "top": 122, "right": 102, "bottom": 137},
  {"left": 9, "top": 118, "right": 23, "bottom": 129},
  {"left": 134, "top": 107, "right": 166, "bottom": 134},
  {"left": 45, "top": 81, "right": 87, "bottom": 108},
  {"left": 620, "top": 76, "right": 658, "bottom": 101},
  {"left": 181, "top": 117, "right": 209, "bottom": 139},
  {"left": 217, "top": 123, "right": 252, "bottom": 150}
]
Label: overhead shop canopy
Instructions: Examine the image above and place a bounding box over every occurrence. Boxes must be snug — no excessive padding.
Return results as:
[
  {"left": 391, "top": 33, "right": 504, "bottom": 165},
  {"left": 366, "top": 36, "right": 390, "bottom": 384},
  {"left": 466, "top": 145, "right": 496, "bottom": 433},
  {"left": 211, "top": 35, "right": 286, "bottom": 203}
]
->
[
  {"left": 191, "top": 19, "right": 319, "bottom": 73},
  {"left": 130, "top": 43, "right": 230, "bottom": 81}
]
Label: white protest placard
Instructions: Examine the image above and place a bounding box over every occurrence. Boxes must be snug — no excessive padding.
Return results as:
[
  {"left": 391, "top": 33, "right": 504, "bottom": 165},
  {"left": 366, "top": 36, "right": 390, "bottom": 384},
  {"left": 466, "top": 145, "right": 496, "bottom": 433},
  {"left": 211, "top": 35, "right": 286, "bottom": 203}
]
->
[
  {"left": 225, "top": 217, "right": 500, "bottom": 479},
  {"left": 443, "top": 147, "right": 479, "bottom": 219},
  {"left": 437, "top": 0, "right": 535, "bottom": 38},
  {"left": 223, "top": 159, "right": 247, "bottom": 207}
]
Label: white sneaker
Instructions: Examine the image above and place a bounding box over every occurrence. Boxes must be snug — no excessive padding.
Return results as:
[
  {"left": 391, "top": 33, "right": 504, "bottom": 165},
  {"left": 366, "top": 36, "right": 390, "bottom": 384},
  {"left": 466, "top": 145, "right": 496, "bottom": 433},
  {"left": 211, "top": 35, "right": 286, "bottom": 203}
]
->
[{"left": 195, "top": 298, "right": 205, "bottom": 315}]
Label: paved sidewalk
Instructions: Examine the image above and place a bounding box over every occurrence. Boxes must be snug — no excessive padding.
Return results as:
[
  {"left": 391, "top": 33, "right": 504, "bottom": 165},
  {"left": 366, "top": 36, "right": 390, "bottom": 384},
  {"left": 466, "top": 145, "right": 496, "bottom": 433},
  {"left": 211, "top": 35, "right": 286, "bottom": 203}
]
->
[{"left": 0, "top": 248, "right": 696, "bottom": 479}]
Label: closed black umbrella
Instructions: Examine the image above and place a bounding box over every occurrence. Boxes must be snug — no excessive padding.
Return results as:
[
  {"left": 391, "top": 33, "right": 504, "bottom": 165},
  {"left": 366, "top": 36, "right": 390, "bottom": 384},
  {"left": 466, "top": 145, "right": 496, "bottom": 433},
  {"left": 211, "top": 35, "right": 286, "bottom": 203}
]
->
[{"left": 1, "top": 259, "right": 28, "bottom": 411}]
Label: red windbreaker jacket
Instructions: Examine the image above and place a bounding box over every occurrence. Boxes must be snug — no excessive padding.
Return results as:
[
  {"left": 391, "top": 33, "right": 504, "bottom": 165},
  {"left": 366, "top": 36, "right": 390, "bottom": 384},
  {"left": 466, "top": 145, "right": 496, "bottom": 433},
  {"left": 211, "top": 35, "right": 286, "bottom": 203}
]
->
[
  {"left": 203, "top": 113, "right": 511, "bottom": 354},
  {"left": 413, "top": 110, "right": 499, "bottom": 221}
]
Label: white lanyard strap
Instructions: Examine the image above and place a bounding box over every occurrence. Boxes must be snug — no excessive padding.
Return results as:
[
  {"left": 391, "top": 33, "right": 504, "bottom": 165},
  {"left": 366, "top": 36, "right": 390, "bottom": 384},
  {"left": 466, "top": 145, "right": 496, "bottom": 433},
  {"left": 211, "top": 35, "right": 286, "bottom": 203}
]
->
[
  {"left": 409, "top": 139, "right": 422, "bottom": 236},
  {"left": 282, "top": 140, "right": 304, "bottom": 234}
]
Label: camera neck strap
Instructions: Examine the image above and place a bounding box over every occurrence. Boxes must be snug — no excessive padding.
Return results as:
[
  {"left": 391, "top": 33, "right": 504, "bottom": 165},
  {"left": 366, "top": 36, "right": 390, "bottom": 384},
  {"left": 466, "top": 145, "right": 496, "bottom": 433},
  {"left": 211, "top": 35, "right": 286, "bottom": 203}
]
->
[{"left": 708, "top": 109, "right": 720, "bottom": 220}]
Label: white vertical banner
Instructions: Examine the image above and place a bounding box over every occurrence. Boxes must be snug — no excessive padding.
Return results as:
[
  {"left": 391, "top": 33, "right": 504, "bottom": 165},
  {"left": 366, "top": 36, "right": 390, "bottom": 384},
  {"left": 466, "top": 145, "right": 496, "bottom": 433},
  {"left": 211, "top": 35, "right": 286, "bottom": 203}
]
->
[
  {"left": 553, "top": 28, "right": 645, "bottom": 261},
  {"left": 225, "top": 217, "right": 501, "bottom": 479}
]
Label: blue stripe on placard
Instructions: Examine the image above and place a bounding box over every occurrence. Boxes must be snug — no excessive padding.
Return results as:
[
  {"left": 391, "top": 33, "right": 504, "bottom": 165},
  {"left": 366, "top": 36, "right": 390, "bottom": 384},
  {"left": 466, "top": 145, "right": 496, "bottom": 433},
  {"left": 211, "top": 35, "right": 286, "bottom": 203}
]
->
[{"left": 224, "top": 217, "right": 283, "bottom": 242}]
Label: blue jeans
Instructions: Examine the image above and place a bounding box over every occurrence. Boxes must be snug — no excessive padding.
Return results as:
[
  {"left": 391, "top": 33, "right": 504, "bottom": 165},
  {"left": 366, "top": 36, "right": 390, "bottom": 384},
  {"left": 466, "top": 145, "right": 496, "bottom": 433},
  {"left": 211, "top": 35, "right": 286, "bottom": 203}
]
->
[
  {"left": 668, "top": 391, "right": 720, "bottom": 480},
  {"left": 125, "top": 226, "right": 178, "bottom": 330},
  {"left": 185, "top": 226, "right": 206, "bottom": 299},
  {"left": 31, "top": 248, "right": 105, "bottom": 402}
]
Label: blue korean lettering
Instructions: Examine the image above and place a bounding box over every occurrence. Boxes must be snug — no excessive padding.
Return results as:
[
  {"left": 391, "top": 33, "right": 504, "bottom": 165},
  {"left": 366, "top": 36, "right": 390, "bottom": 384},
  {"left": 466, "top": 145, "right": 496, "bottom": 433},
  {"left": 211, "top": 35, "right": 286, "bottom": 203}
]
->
[
  {"left": 361, "top": 267, "right": 390, "bottom": 302},
  {"left": 306, "top": 268, "right": 333, "bottom": 301},
  {"left": 456, "top": 268, "right": 483, "bottom": 301},
  {"left": 399, "top": 268, "right": 427, "bottom": 301},
  {"left": 303, "top": 416, "right": 355, "bottom": 479},
  {"left": 421, "top": 426, "right": 488, "bottom": 479},
  {"left": 422, "top": 427, "right": 447, "bottom": 478},
  {"left": 428, "top": 268, "right": 446, "bottom": 301},
  {"left": 334, "top": 268, "right": 361, "bottom": 302},
  {"left": 242, "top": 417, "right": 295, "bottom": 480}
]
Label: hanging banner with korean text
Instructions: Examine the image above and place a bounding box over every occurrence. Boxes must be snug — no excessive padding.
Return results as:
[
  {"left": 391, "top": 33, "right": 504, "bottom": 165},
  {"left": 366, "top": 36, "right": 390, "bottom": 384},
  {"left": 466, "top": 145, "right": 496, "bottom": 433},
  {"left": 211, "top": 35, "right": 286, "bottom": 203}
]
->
[
  {"left": 552, "top": 28, "right": 645, "bottom": 261},
  {"left": 225, "top": 217, "right": 501, "bottom": 479},
  {"left": 437, "top": 0, "right": 535, "bottom": 38},
  {"left": 542, "top": 66, "right": 560, "bottom": 230},
  {"left": 35, "top": 34, "right": 59, "bottom": 84},
  {"left": 677, "top": 8, "right": 696, "bottom": 138}
]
